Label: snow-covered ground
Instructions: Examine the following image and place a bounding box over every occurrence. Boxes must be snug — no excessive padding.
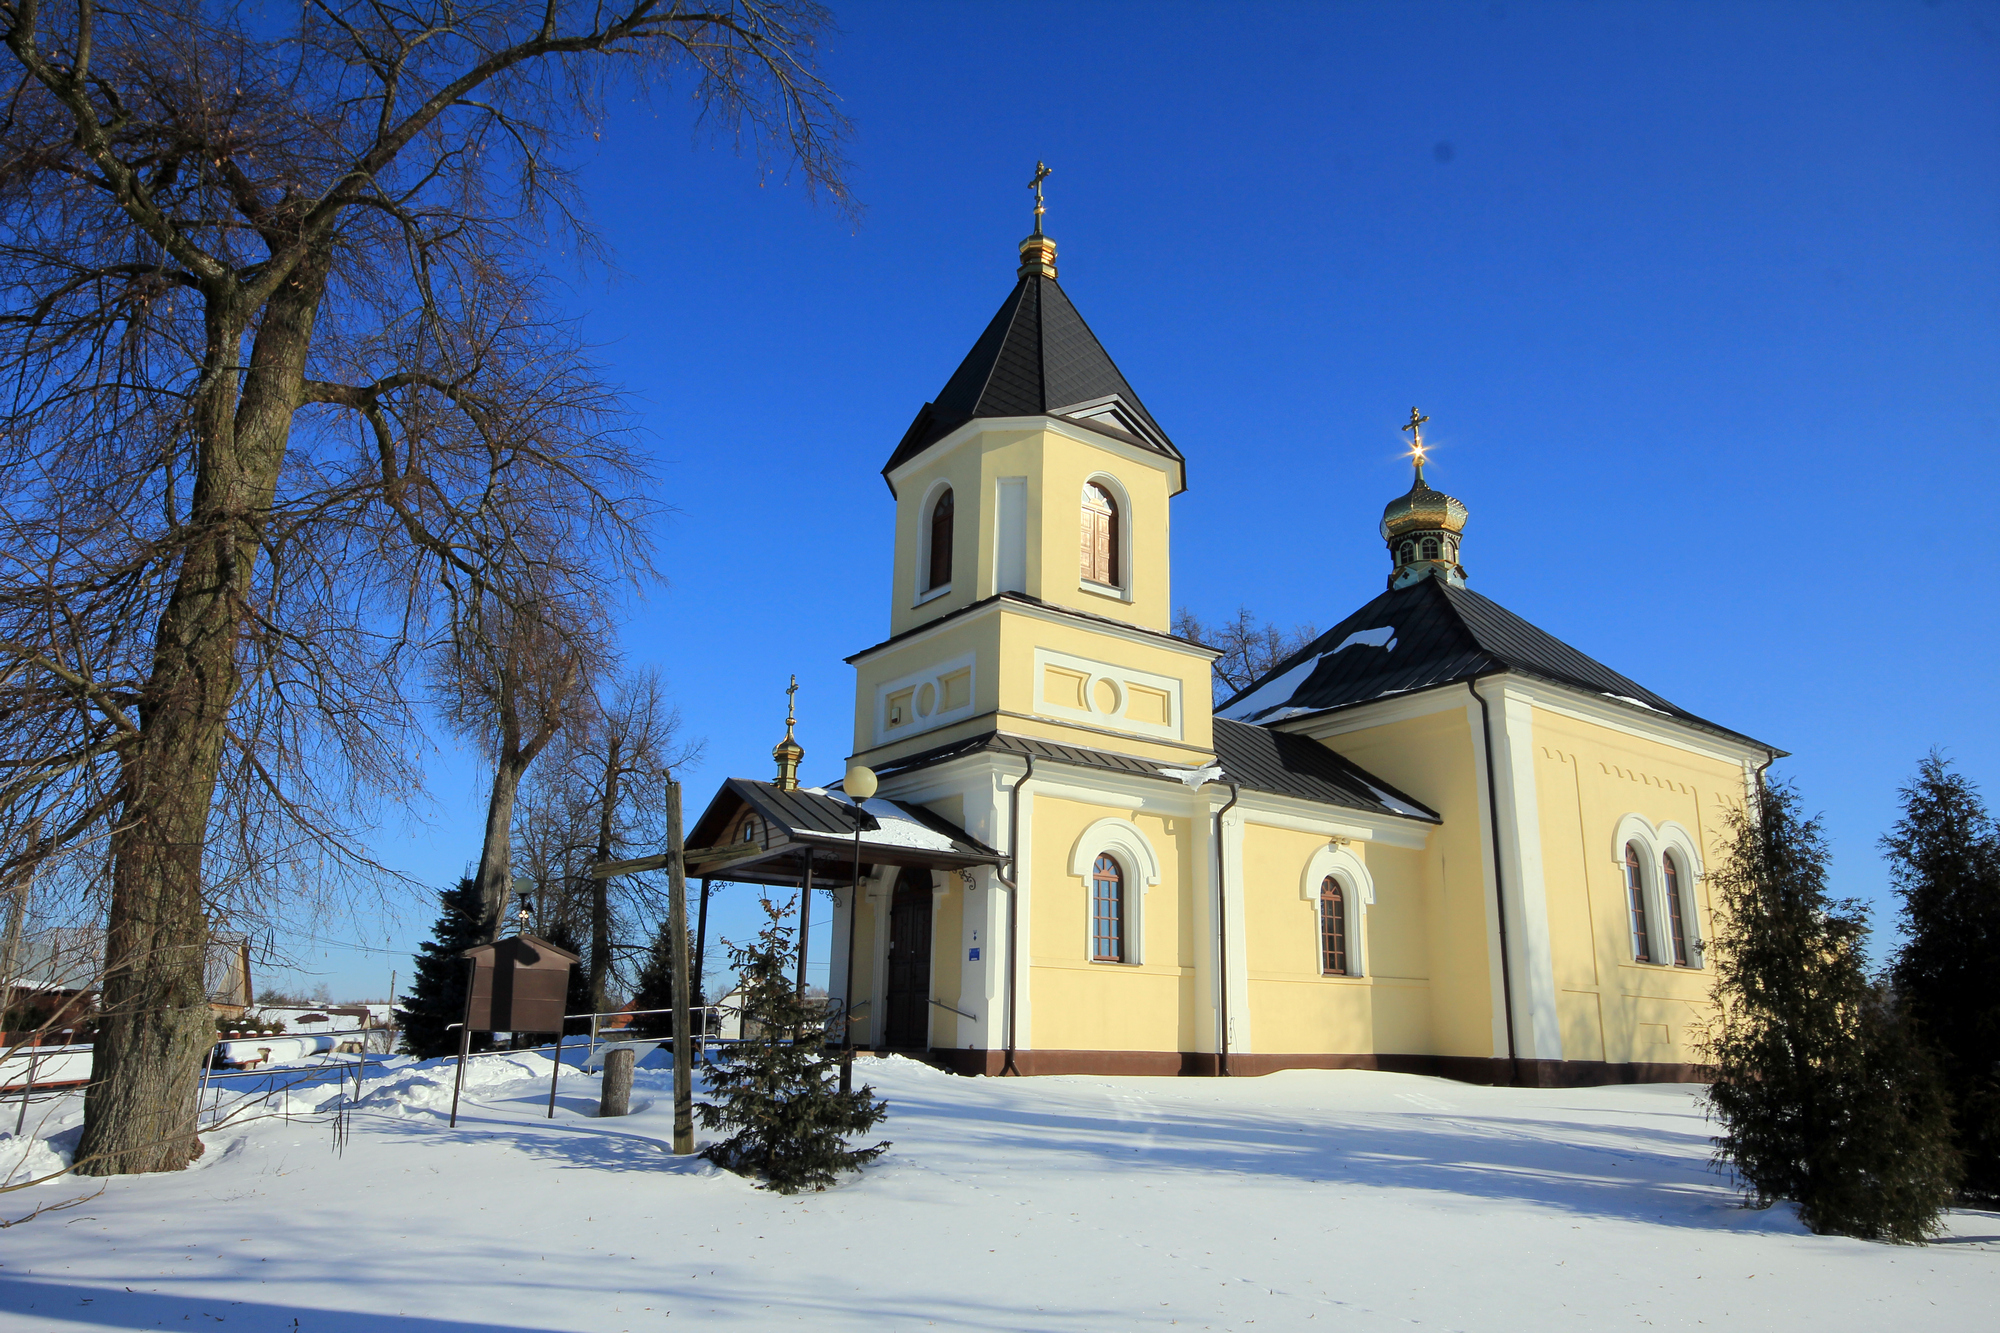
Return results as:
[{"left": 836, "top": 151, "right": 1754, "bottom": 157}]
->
[{"left": 1, "top": 1053, "right": 1995, "bottom": 1330}]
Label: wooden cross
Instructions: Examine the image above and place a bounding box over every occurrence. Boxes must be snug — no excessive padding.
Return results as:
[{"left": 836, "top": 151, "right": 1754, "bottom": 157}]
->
[{"left": 1029, "top": 160, "right": 1052, "bottom": 233}]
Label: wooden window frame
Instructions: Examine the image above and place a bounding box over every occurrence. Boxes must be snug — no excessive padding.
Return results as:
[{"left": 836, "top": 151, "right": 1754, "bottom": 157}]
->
[
  {"left": 1319, "top": 875, "right": 1349, "bottom": 976},
  {"left": 925, "top": 487, "right": 954, "bottom": 593},
  {"left": 1663, "top": 852, "right": 1691, "bottom": 967},
  {"left": 1625, "top": 842, "right": 1654, "bottom": 963},
  {"left": 1081, "top": 482, "right": 1120, "bottom": 588},
  {"left": 1091, "top": 853, "right": 1125, "bottom": 963}
]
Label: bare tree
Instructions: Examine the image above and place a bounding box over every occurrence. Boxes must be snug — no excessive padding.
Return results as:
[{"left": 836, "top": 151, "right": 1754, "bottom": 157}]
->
[
  {"left": 1174, "top": 606, "right": 1321, "bottom": 702},
  {"left": 513, "top": 666, "right": 700, "bottom": 1012},
  {"left": 0, "top": 0, "right": 849, "bottom": 1175}
]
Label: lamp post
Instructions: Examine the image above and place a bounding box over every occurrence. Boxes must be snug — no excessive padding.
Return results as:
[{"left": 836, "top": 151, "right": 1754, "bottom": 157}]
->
[{"left": 840, "top": 765, "right": 877, "bottom": 1095}]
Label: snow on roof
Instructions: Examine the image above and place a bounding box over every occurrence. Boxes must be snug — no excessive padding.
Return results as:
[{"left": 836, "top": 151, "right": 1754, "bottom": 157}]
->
[
  {"left": 1219, "top": 625, "right": 1399, "bottom": 724},
  {"left": 822, "top": 792, "right": 963, "bottom": 852}
]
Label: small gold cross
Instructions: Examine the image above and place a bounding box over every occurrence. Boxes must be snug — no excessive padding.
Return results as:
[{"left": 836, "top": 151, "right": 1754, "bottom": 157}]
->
[
  {"left": 1029, "top": 161, "right": 1052, "bottom": 233},
  {"left": 1401, "top": 407, "right": 1429, "bottom": 468},
  {"left": 784, "top": 674, "right": 799, "bottom": 730}
]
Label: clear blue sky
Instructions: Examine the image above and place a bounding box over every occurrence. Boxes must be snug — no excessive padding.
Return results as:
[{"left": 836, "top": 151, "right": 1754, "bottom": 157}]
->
[{"left": 291, "top": 1, "right": 1999, "bottom": 1003}]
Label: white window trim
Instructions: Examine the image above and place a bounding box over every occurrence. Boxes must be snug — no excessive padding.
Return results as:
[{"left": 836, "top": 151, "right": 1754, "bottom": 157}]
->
[
  {"left": 1070, "top": 817, "right": 1159, "bottom": 966},
  {"left": 916, "top": 478, "right": 956, "bottom": 602},
  {"left": 1611, "top": 814, "right": 1704, "bottom": 969},
  {"left": 1301, "top": 843, "right": 1372, "bottom": 978},
  {"left": 1078, "top": 470, "right": 1134, "bottom": 599}
]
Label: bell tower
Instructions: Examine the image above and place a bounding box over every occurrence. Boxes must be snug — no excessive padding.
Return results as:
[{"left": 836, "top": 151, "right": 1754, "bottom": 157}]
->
[{"left": 849, "top": 169, "right": 1217, "bottom": 771}]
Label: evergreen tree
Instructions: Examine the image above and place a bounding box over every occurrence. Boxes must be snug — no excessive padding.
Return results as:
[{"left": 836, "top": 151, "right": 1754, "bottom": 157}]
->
[
  {"left": 629, "top": 916, "right": 703, "bottom": 1040},
  {"left": 396, "top": 878, "right": 493, "bottom": 1060},
  {"left": 1883, "top": 751, "right": 2000, "bottom": 1204},
  {"left": 697, "top": 897, "right": 888, "bottom": 1194},
  {"left": 535, "top": 919, "right": 596, "bottom": 1039},
  {"left": 1702, "top": 781, "right": 1961, "bottom": 1242}
]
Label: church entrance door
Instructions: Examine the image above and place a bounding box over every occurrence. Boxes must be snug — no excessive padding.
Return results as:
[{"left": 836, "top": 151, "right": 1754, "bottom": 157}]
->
[{"left": 883, "top": 868, "right": 933, "bottom": 1049}]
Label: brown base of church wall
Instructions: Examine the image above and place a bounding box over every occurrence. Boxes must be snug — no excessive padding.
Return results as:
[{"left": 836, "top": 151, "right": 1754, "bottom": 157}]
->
[{"left": 903, "top": 1048, "right": 1707, "bottom": 1086}]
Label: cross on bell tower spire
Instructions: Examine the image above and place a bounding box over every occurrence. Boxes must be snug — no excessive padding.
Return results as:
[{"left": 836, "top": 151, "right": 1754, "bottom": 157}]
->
[{"left": 1018, "top": 160, "right": 1058, "bottom": 280}]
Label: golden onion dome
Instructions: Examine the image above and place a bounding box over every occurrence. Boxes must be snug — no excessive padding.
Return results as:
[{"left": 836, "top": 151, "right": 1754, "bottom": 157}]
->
[{"left": 1379, "top": 468, "right": 1469, "bottom": 541}]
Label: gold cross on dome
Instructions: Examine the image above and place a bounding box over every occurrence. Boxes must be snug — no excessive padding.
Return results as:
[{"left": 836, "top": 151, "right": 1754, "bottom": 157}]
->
[
  {"left": 784, "top": 674, "right": 799, "bottom": 736},
  {"left": 1029, "top": 160, "right": 1052, "bottom": 234},
  {"left": 1401, "top": 406, "right": 1430, "bottom": 470}
]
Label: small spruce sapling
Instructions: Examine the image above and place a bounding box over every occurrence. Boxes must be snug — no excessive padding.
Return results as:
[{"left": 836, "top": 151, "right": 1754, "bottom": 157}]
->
[
  {"left": 1701, "top": 780, "right": 1960, "bottom": 1242},
  {"left": 697, "top": 897, "right": 888, "bottom": 1193},
  {"left": 1883, "top": 751, "right": 2000, "bottom": 1204}
]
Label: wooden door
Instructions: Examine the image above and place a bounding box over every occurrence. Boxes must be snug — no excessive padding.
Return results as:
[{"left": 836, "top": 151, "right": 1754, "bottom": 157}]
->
[{"left": 883, "top": 868, "right": 933, "bottom": 1049}]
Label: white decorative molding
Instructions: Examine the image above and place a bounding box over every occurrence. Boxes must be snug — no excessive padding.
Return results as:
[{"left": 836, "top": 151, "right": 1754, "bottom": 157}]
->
[
  {"left": 872, "top": 651, "right": 978, "bottom": 748},
  {"left": 1611, "top": 812, "right": 1705, "bottom": 968},
  {"left": 1069, "top": 815, "right": 1159, "bottom": 968},
  {"left": 1068, "top": 817, "right": 1162, "bottom": 886},
  {"left": 1301, "top": 843, "right": 1372, "bottom": 978},
  {"left": 1300, "top": 843, "right": 1375, "bottom": 905},
  {"left": 1032, "top": 646, "right": 1183, "bottom": 741}
]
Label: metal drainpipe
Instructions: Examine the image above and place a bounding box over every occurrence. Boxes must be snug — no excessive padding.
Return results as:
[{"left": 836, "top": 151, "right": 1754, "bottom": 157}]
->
[
  {"left": 1469, "top": 678, "right": 1521, "bottom": 1086},
  {"left": 993, "top": 753, "right": 1034, "bottom": 1076},
  {"left": 1213, "top": 779, "right": 1240, "bottom": 1077}
]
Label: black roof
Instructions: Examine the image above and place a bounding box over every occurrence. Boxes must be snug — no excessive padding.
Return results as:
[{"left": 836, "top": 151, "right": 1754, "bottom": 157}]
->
[
  {"left": 684, "top": 778, "right": 1004, "bottom": 871},
  {"left": 1211, "top": 718, "right": 1438, "bottom": 821},
  {"left": 869, "top": 726, "right": 1437, "bottom": 825},
  {"left": 882, "top": 273, "right": 1183, "bottom": 488},
  {"left": 1218, "top": 575, "right": 1778, "bottom": 753}
]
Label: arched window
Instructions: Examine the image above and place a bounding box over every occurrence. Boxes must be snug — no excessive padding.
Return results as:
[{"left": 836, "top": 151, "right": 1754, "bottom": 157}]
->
[
  {"left": 1091, "top": 853, "right": 1125, "bottom": 962},
  {"left": 926, "top": 488, "right": 954, "bottom": 591},
  {"left": 1420, "top": 535, "right": 1440, "bottom": 561},
  {"left": 1625, "top": 842, "right": 1653, "bottom": 963},
  {"left": 1663, "top": 852, "right": 1691, "bottom": 967},
  {"left": 1319, "top": 876, "right": 1349, "bottom": 976},
  {"left": 1081, "top": 483, "right": 1120, "bottom": 586},
  {"left": 1398, "top": 541, "right": 1416, "bottom": 566}
]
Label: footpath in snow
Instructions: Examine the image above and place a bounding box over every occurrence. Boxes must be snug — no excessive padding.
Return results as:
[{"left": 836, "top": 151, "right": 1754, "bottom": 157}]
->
[{"left": 1, "top": 1050, "right": 1995, "bottom": 1330}]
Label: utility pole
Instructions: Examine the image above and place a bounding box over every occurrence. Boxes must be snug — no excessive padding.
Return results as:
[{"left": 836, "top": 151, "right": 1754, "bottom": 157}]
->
[{"left": 664, "top": 775, "right": 694, "bottom": 1156}]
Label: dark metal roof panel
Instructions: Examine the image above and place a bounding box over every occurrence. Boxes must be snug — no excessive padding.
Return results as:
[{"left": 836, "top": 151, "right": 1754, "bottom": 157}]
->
[
  {"left": 883, "top": 275, "right": 1180, "bottom": 479},
  {"left": 1212, "top": 718, "right": 1439, "bottom": 822},
  {"left": 871, "top": 727, "right": 1435, "bottom": 824},
  {"left": 1218, "top": 575, "right": 1778, "bottom": 753}
]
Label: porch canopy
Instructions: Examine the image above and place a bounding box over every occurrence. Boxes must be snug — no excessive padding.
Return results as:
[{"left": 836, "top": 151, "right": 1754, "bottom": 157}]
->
[{"left": 594, "top": 777, "right": 1005, "bottom": 890}]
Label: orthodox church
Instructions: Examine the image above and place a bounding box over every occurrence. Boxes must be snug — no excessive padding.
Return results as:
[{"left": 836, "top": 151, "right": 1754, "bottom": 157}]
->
[{"left": 687, "top": 185, "right": 1780, "bottom": 1086}]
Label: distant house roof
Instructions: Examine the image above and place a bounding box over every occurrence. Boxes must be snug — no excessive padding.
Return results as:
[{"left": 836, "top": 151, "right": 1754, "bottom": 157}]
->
[
  {"left": 868, "top": 725, "right": 1437, "bottom": 825},
  {"left": 1218, "top": 575, "right": 1780, "bottom": 754},
  {"left": 882, "top": 272, "right": 1183, "bottom": 491}
]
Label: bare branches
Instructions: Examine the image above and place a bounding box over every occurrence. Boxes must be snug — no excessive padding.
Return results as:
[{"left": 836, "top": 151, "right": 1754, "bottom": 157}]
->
[{"left": 0, "top": 0, "right": 847, "bottom": 1172}]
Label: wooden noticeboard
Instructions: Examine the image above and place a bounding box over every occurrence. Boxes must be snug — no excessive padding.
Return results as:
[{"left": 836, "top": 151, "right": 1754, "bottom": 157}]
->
[{"left": 459, "top": 934, "right": 579, "bottom": 1035}]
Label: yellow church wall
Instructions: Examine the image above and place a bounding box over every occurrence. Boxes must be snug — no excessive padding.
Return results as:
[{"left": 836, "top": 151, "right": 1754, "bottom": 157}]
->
[
  {"left": 1026, "top": 792, "right": 1192, "bottom": 1053},
  {"left": 883, "top": 421, "right": 1179, "bottom": 638},
  {"left": 845, "top": 882, "right": 882, "bottom": 1044},
  {"left": 1314, "top": 704, "right": 1498, "bottom": 1061},
  {"left": 1240, "top": 826, "right": 1434, "bottom": 1057},
  {"left": 1530, "top": 706, "right": 1746, "bottom": 1067},
  {"left": 928, "top": 876, "right": 965, "bottom": 1050},
  {"left": 1032, "top": 430, "right": 1177, "bottom": 634},
  {"left": 994, "top": 607, "right": 1216, "bottom": 757}
]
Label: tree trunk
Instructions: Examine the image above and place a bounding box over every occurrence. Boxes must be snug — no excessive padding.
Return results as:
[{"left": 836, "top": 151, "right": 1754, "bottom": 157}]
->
[
  {"left": 78, "top": 263, "right": 327, "bottom": 1175},
  {"left": 475, "top": 752, "right": 528, "bottom": 945},
  {"left": 588, "top": 737, "right": 622, "bottom": 1014}
]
